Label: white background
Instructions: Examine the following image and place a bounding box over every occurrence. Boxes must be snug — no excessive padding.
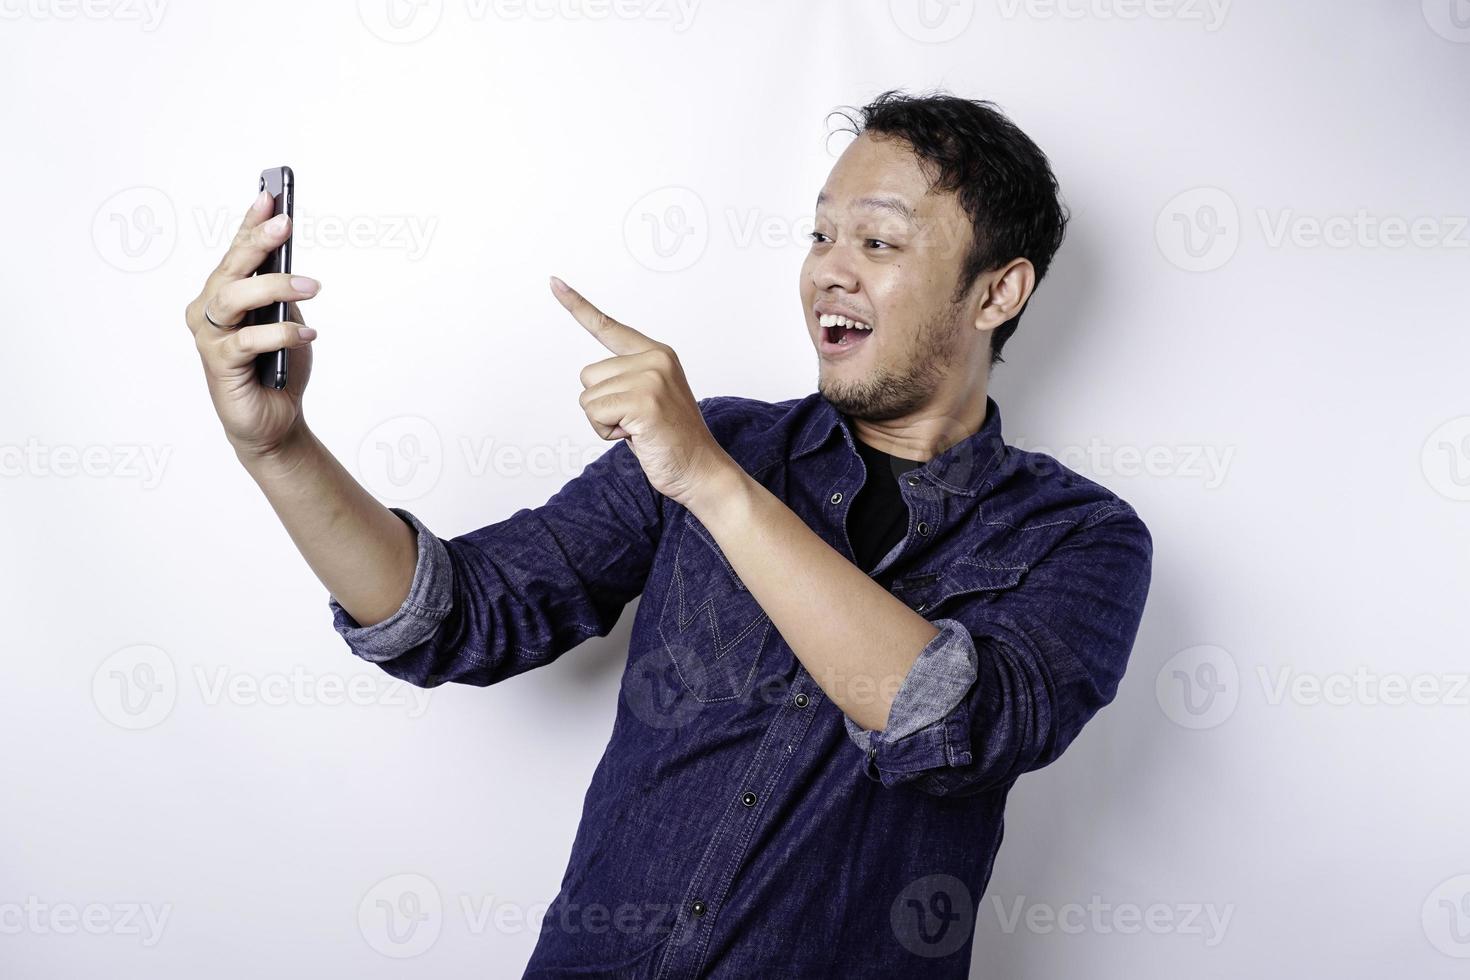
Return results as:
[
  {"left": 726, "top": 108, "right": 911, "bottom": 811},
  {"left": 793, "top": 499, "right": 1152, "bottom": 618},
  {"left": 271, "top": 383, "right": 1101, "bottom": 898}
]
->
[{"left": 3, "top": 0, "right": 1468, "bottom": 976}]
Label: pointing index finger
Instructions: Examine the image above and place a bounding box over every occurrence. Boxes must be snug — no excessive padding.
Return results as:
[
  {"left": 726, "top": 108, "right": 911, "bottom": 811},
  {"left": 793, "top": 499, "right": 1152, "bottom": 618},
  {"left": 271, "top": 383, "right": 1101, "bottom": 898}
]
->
[{"left": 550, "top": 276, "right": 658, "bottom": 356}]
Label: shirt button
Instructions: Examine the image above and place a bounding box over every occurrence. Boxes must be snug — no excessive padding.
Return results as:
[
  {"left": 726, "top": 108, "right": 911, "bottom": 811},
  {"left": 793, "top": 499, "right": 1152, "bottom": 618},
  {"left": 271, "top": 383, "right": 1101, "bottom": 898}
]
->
[
  {"left": 916, "top": 521, "right": 930, "bottom": 536},
  {"left": 741, "top": 791, "right": 757, "bottom": 807},
  {"left": 829, "top": 491, "right": 843, "bottom": 505},
  {"left": 691, "top": 899, "right": 707, "bottom": 917},
  {"left": 905, "top": 475, "right": 919, "bottom": 487},
  {"left": 915, "top": 602, "right": 928, "bottom": 613},
  {"left": 793, "top": 692, "right": 809, "bottom": 708}
]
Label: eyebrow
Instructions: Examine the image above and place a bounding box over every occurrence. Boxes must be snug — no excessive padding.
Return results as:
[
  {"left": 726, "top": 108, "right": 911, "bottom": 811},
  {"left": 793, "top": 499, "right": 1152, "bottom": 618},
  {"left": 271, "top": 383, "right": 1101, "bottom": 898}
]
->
[{"left": 815, "top": 192, "right": 918, "bottom": 224}]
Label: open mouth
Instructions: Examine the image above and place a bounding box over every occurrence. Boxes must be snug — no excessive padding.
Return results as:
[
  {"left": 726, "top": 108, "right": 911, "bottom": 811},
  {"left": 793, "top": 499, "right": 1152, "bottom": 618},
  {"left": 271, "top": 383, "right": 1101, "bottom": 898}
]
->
[{"left": 819, "top": 313, "right": 873, "bottom": 355}]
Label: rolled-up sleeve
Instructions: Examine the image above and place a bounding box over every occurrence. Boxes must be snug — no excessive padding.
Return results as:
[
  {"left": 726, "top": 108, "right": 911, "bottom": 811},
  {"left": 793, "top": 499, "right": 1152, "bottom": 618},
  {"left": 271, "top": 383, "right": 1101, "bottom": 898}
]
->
[
  {"left": 329, "top": 507, "right": 454, "bottom": 663},
  {"left": 843, "top": 619, "right": 978, "bottom": 772},
  {"left": 326, "top": 436, "right": 665, "bottom": 689},
  {"left": 850, "top": 503, "right": 1153, "bottom": 797}
]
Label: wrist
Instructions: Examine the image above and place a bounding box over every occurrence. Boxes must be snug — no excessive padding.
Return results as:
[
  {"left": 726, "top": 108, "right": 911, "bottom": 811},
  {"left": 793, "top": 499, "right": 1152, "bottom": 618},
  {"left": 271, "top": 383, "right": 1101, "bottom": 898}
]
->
[
  {"left": 234, "top": 424, "right": 317, "bottom": 480},
  {"left": 683, "top": 457, "right": 754, "bottom": 529}
]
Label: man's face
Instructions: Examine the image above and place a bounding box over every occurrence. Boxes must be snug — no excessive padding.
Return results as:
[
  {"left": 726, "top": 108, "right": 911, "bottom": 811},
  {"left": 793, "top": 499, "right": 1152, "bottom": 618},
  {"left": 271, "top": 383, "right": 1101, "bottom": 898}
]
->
[{"left": 800, "top": 132, "right": 984, "bottom": 422}]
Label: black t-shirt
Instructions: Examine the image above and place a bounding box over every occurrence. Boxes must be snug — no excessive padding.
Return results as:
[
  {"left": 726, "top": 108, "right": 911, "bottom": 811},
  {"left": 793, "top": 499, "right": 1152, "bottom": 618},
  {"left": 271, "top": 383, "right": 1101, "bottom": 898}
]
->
[{"left": 846, "top": 432, "right": 924, "bottom": 578}]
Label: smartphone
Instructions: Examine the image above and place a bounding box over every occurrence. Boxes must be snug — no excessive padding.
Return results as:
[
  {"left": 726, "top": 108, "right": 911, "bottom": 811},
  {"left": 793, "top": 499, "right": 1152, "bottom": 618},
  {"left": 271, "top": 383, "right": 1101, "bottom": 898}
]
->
[{"left": 244, "top": 166, "right": 295, "bottom": 388}]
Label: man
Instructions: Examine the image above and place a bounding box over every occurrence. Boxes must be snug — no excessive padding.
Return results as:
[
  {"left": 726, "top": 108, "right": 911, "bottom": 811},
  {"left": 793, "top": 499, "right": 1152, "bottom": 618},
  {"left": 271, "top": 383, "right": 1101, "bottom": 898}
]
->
[{"left": 185, "top": 89, "right": 1151, "bottom": 977}]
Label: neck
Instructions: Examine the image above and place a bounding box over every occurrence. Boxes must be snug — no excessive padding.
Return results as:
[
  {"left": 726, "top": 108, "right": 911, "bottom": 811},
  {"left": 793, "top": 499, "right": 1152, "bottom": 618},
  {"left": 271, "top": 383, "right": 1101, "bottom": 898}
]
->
[{"left": 848, "top": 379, "right": 989, "bottom": 463}]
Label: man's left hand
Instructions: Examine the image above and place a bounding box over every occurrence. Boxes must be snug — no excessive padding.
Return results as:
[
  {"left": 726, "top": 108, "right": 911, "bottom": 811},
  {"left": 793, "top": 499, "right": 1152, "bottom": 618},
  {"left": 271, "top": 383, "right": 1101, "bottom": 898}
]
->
[{"left": 551, "top": 276, "right": 734, "bottom": 509}]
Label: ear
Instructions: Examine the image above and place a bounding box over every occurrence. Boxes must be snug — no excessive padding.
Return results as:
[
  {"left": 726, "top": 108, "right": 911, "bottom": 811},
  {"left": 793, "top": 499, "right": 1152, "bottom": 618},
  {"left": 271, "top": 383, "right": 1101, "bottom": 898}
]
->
[{"left": 972, "top": 258, "right": 1036, "bottom": 333}]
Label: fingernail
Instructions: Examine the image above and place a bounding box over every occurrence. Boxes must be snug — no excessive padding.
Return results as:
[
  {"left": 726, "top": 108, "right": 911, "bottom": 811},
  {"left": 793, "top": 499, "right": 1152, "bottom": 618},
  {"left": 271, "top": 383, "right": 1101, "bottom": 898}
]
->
[
  {"left": 252, "top": 188, "right": 271, "bottom": 212},
  {"left": 267, "top": 213, "right": 289, "bottom": 233},
  {"left": 297, "top": 326, "right": 317, "bottom": 341},
  {"left": 291, "top": 276, "right": 319, "bottom": 294},
  {"left": 549, "top": 275, "right": 569, "bottom": 294}
]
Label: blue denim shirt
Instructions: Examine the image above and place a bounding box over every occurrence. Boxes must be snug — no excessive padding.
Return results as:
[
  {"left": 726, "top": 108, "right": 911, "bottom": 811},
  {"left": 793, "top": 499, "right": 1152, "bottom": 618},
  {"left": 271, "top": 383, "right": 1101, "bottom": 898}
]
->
[{"left": 329, "top": 392, "right": 1152, "bottom": 978}]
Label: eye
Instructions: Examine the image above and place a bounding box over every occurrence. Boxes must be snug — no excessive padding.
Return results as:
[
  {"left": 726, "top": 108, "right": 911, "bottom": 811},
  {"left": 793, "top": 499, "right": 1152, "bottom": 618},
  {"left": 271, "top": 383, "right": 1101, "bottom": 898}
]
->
[
  {"left": 808, "top": 231, "right": 832, "bottom": 245},
  {"left": 865, "top": 239, "right": 892, "bottom": 250}
]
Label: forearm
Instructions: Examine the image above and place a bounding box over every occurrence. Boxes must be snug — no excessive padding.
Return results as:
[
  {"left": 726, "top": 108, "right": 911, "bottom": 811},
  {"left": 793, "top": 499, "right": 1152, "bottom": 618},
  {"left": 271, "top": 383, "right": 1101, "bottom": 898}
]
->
[
  {"left": 237, "top": 426, "right": 419, "bottom": 628},
  {"left": 687, "top": 464, "right": 940, "bottom": 731}
]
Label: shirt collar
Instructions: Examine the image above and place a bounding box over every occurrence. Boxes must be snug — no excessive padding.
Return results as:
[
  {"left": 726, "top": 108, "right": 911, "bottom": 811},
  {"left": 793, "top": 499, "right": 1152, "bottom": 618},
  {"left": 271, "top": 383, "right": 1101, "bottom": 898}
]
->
[{"left": 790, "top": 392, "right": 1008, "bottom": 498}]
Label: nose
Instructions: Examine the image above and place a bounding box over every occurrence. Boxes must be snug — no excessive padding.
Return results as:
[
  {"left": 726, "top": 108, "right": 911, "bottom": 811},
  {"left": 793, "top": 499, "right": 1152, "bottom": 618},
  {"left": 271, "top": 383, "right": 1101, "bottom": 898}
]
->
[{"left": 810, "top": 240, "right": 859, "bottom": 295}]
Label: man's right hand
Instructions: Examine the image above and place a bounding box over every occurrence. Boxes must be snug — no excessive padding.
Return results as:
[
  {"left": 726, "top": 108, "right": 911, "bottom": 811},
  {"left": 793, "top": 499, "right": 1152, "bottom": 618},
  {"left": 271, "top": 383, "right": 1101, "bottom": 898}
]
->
[{"left": 184, "top": 188, "right": 323, "bottom": 461}]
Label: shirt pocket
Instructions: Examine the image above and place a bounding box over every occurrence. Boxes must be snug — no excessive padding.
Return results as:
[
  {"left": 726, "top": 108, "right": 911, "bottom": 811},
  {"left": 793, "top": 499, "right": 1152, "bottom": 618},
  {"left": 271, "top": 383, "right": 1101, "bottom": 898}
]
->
[
  {"left": 655, "top": 510, "right": 774, "bottom": 702},
  {"left": 890, "top": 558, "right": 1029, "bottom": 616}
]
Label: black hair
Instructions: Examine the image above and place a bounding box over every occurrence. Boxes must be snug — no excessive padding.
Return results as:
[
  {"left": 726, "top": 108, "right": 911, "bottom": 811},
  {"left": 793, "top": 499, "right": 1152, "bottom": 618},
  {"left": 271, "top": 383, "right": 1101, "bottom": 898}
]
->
[{"left": 831, "top": 89, "right": 1070, "bottom": 366}]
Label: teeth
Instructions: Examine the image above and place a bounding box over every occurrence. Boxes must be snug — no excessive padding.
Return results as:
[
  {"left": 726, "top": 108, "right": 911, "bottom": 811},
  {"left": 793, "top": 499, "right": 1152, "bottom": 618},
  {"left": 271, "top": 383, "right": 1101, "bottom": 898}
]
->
[{"left": 818, "top": 313, "right": 872, "bottom": 331}]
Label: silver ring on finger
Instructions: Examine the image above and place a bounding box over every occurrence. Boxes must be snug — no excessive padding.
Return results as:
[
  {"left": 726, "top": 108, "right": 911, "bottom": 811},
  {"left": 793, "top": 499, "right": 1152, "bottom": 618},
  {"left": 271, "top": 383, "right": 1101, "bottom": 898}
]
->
[{"left": 203, "top": 300, "right": 236, "bottom": 331}]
